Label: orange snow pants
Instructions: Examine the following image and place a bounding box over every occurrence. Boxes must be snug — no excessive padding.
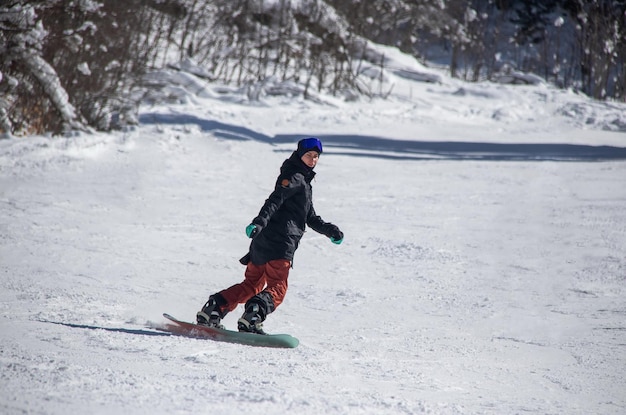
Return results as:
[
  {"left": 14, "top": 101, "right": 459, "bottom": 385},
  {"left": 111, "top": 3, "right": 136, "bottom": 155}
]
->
[{"left": 219, "top": 259, "right": 291, "bottom": 313}]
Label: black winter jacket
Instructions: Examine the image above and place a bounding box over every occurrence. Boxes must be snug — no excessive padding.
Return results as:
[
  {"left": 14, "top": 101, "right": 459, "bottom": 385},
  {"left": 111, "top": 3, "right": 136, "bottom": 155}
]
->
[{"left": 242, "top": 151, "right": 338, "bottom": 265}]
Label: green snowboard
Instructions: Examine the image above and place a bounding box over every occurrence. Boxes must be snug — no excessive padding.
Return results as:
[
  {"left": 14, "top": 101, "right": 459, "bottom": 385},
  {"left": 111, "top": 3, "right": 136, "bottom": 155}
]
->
[{"left": 160, "top": 313, "right": 299, "bottom": 349}]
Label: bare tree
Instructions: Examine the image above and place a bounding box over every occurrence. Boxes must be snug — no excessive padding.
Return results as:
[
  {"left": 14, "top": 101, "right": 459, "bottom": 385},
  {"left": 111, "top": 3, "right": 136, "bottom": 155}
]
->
[
  {"left": 1, "top": 1, "right": 87, "bottom": 134},
  {"left": 0, "top": 0, "right": 184, "bottom": 135},
  {"left": 569, "top": 0, "right": 625, "bottom": 99}
]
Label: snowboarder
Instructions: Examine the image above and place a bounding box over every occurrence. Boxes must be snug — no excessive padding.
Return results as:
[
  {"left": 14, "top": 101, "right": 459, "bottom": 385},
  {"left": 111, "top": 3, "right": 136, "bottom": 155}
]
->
[{"left": 197, "top": 137, "right": 344, "bottom": 334}]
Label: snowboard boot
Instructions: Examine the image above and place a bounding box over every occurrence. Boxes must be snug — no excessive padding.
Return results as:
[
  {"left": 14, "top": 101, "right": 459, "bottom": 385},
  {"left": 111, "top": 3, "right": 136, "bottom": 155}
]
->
[
  {"left": 196, "top": 295, "right": 227, "bottom": 329},
  {"left": 237, "top": 303, "right": 266, "bottom": 335}
]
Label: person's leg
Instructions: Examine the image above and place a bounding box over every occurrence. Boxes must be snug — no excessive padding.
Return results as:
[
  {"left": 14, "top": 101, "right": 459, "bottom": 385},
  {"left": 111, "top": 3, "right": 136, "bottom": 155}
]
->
[
  {"left": 219, "top": 262, "right": 267, "bottom": 313},
  {"left": 197, "top": 263, "right": 267, "bottom": 326},
  {"left": 238, "top": 259, "right": 291, "bottom": 333},
  {"left": 261, "top": 259, "right": 291, "bottom": 311}
]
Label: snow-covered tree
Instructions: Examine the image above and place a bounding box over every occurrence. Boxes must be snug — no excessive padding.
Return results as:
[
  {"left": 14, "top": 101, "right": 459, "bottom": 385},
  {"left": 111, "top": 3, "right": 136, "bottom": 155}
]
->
[
  {"left": 0, "top": 0, "right": 183, "bottom": 135},
  {"left": 0, "top": 1, "right": 87, "bottom": 135}
]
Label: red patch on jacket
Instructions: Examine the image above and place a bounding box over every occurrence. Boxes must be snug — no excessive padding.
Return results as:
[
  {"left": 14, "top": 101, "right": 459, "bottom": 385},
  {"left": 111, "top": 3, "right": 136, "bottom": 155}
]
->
[{"left": 281, "top": 179, "right": 290, "bottom": 187}]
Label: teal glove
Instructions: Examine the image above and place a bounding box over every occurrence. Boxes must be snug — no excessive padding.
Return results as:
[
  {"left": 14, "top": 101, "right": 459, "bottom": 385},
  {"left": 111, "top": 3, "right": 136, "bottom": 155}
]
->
[
  {"left": 329, "top": 226, "right": 343, "bottom": 245},
  {"left": 245, "top": 223, "right": 259, "bottom": 238}
]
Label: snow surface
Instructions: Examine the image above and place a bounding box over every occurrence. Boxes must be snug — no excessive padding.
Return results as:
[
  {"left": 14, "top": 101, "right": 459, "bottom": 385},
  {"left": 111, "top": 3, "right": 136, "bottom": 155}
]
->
[{"left": 1, "top": 49, "right": 626, "bottom": 414}]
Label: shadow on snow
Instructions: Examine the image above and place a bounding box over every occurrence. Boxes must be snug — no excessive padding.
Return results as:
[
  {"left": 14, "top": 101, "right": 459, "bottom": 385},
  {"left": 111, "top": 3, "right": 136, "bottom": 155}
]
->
[
  {"left": 140, "top": 112, "right": 626, "bottom": 162},
  {"left": 41, "top": 320, "right": 171, "bottom": 337}
]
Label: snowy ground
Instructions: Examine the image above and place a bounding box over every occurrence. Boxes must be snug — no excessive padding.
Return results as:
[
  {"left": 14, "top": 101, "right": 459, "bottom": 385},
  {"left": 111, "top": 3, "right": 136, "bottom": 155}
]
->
[{"left": 1, "top": 49, "right": 626, "bottom": 414}]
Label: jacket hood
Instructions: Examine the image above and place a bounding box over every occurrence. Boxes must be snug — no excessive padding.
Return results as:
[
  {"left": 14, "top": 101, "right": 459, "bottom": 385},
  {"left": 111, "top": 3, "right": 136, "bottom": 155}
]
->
[{"left": 282, "top": 151, "right": 316, "bottom": 181}]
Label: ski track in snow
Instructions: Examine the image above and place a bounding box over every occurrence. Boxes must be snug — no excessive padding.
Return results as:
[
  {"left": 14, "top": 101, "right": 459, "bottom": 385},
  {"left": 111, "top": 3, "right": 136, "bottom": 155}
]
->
[{"left": 1, "top": 69, "right": 626, "bottom": 414}]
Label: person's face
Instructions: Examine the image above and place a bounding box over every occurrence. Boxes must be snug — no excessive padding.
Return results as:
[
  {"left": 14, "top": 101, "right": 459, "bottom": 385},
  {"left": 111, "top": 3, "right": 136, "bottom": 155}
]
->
[{"left": 301, "top": 150, "right": 320, "bottom": 168}]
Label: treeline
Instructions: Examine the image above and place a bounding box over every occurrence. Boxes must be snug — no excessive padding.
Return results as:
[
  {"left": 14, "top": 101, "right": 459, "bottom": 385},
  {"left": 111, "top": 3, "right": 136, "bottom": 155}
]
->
[
  {"left": 357, "top": 0, "right": 625, "bottom": 100},
  {"left": 0, "top": 0, "right": 624, "bottom": 135}
]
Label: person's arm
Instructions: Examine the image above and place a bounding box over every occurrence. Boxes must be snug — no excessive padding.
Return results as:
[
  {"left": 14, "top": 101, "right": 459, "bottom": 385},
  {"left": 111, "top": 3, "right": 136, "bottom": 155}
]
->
[
  {"left": 307, "top": 205, "right": 343, "bottom": 244},
  {"left": 249, "top": 174, "right": 302, "bottom": 231}
]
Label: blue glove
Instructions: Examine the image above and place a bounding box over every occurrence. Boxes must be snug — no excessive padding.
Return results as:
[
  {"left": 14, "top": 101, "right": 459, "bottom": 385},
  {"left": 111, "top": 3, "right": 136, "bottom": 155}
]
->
[
  {"left": 245, "top": 223, "right": 259, "bottom": 238},
  {"left": 330, "top": 236, "right": 343, "bottom": 245}
]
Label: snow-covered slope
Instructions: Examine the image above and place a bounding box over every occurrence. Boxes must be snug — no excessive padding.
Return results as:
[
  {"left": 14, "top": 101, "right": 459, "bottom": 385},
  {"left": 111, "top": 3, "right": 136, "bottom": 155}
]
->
[{"left": 1, "top": 51, "right": 625, "bottom": 414}]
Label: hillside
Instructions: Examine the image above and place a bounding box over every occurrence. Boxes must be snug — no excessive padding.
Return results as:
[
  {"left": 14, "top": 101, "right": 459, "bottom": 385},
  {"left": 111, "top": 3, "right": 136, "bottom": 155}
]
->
[{"left": 1, "top": 47, "right": 625, "bottom": 414}]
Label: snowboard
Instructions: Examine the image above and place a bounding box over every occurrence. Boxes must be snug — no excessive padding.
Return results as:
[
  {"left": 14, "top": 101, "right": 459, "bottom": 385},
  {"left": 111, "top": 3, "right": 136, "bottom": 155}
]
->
[{"left": 159, "top": 313, "right": 299, "bottom": 349}]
